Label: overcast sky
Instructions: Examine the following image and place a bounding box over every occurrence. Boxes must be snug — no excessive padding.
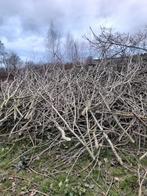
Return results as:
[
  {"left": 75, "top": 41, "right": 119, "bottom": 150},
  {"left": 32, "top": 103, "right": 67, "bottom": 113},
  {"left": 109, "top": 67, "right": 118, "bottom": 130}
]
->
[{"left": 0, "top": 0, "right": 147, "bottom": 61}]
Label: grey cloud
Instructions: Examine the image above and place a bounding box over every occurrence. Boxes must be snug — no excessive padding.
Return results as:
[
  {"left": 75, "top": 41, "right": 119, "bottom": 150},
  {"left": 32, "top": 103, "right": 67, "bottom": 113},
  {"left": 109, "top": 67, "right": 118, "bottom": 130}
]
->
[
  {"left": 0, "top": 0, "right": 115, "bottom": 33},
  {"left": 1, "top": 0, "right": 147, "bottom": 34},
  {"left": 0, "top": 0, "right": 147, "bottom": 60}
]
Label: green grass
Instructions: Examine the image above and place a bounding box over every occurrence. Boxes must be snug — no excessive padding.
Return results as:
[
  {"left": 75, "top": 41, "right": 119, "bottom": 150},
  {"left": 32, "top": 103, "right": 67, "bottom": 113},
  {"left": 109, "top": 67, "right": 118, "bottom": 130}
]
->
[{"left": 0, "top": 140, "right": 145, "bottom": 195}]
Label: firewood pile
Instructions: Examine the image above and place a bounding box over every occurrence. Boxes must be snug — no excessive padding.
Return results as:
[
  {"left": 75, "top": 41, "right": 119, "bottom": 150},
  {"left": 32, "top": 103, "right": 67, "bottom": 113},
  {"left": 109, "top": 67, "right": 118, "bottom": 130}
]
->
[{"left": 0, "top": 61, "right": 147, "bottom": 165}]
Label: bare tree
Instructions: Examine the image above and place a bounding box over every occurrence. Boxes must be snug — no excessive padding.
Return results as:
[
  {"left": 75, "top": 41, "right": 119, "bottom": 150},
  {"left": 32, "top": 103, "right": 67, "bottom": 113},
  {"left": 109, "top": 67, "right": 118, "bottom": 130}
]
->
[
  {"left": 65, "top": 32, "right": 80, "bottom": 64},
  {"left": 47, "top": 21, "right": 62, "bottom": 64},
  {"left": 5, "top": 52, "right": 21, "bottom": 73},
  {"left": 0, "top": 40, "right": 7, "bottom": 67},
  {"left": 85, "top": 27, "right": 147, "bottom": 59}
]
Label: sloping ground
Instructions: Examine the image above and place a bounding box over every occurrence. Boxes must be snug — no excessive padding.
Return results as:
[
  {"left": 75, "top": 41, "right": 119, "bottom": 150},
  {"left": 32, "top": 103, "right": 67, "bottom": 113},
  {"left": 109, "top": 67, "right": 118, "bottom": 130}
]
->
[{"left": 0, "top": 61, "right": 147, "bottom": 195}]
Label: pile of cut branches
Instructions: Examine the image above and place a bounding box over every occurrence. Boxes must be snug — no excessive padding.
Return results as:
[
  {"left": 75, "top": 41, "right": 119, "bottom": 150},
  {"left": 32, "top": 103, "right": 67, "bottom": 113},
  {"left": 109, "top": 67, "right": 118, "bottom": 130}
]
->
[{"left": 0, "top": 60, "right": 147, "bottom": 166}]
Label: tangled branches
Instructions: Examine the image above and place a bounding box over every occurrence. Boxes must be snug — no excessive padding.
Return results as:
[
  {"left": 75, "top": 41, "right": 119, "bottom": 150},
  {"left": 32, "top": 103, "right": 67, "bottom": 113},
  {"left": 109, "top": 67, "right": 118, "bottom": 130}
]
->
[{"left": 0, "top": 60, "right": 147, "bottom": 166}]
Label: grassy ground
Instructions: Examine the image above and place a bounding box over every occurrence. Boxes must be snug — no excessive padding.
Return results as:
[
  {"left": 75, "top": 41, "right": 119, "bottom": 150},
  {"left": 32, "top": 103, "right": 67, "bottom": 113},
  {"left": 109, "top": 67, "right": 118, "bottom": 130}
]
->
[{"left": 0, "top": 139, "right": 147, "bottom": 195}]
